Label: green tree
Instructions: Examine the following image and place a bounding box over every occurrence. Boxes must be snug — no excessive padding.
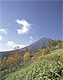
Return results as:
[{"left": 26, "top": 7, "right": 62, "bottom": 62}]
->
[
  {"left": 34, "top": 49, "right": 38, "bottom": 53},
  {"left": 57, "top": 39, "right": 61, "bottom": 44},
  {"left": 52, "top": 40, "right": 57, "bottom": 47},
  {"left": 1, "top": 57, "right": 7, "bottom": 70},
  {"left": 58, "top": 42, "right": 62, "bottom": 49},
  {"left": 6, "top": 57, "right": 14, "bottom": 72},
  {"left": 25, "top": 48, "right": 29, "bottom": 53},
  {"left": 47, "top": 40, "right": 52, "bottom": 49}
]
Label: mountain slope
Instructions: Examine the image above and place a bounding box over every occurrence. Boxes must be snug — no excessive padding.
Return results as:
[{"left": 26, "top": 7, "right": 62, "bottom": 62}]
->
[
  {"left": 21, "top": 37, "right": 52, "bottom": 53},
  {"left": 0, "top": 37, "right": 52, "bottom": 58},
  {"left": 3, "top": 49, "right": 63, "bottom": 80}
]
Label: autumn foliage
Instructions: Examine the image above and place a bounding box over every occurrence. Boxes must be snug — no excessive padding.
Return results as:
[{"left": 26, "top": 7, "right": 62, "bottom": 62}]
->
[
  {"left": 0, "top": 40, "right": 63, "bottom": 75},
  {"left": 34, "top": 50, "right": 42, "bottom": 57},
  {"left": 24, "top": 52, "right": 30, "bottom": 61}
]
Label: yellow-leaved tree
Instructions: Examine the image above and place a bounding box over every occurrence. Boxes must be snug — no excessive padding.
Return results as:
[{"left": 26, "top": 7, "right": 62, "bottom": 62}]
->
[{"left": 24, "top": 52, "right": 30, "bottom": 61}]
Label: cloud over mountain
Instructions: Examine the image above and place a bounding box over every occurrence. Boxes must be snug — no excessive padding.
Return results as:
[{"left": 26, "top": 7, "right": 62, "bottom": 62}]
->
[{"left": 7, "top": 41, "right": 26, "bottom": 49}]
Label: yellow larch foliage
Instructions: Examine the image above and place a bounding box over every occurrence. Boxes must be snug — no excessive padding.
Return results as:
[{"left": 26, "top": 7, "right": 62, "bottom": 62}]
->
[{"left": 24, "top": 52, "right": 30, "bottom": 61}]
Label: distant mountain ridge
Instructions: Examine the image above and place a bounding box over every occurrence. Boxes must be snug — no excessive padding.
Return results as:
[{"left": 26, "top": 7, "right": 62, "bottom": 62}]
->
[{"left": 0, "top": 37, "right": 52, "bottom": 58}]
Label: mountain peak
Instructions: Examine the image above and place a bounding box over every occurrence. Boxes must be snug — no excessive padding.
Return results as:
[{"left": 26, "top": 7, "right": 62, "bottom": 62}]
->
[{"left": 0, "top": 37, "right": 52, "bottom": 58}]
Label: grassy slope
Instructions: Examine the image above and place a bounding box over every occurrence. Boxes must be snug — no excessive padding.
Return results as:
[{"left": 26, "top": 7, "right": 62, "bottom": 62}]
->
[{"left": 4, "top": 49, "right": 63, "bottom": 80}]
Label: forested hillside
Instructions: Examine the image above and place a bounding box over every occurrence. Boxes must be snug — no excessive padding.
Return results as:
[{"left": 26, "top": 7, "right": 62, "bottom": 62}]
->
[{"left": 0, "top": 39, "right": 63, "bottom": 80}]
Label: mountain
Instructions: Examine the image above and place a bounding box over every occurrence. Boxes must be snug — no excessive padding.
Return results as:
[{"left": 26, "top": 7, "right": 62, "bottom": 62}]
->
[{"left": 0, "top": 37, "right": 52, "bottom": 58}]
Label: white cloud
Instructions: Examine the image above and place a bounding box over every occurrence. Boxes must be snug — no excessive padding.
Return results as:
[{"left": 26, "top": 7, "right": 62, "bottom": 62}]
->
[
  {"left": 30, "top": 36, "right": 33, "bottom": 43},
  {"left": 7, "top": 41, "right": 15, "bottom": 47},
  {"left": 0, "top": 35, "right": 3, "bottom": 40},
  {"left": 30, "top": 36, "right": 33, "bottom": 40},
  {"left": 16, "top": 19, "right": 31, "bottom": 34},
  {"left": 30, "top": 40, "right": 32, "bottom": 43},
  {"left": 0, "top": 29, "right": 7, "bottom": 33},
  {"left": 7, "top": 41, "right": 26, "bottom": 49}
]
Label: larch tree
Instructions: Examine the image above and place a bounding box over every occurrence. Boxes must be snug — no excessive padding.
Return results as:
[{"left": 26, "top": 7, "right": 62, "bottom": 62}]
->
[{"left": 24, "top": 52, "right": 30, "bottom": 61}]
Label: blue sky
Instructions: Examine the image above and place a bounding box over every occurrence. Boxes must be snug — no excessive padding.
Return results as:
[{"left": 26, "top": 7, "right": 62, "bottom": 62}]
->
[{"left": 0, "top": 1, "right": 62, "bottom": 51}]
